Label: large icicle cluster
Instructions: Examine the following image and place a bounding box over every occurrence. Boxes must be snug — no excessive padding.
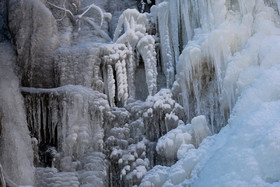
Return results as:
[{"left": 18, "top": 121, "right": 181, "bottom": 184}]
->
[
  {"left": 22, "top": 85, "right": 111, "bottom": 165},
  {"left": 22, "top": 85, "right": 112, "bottom": 186},
  {"left": 151, "top": 2, "right": 175, "bottom": 88},
  {"left": 113, "top": 9, "right": 158, "bottom": 96},
  {"left": 176, "top": 0, "right": 252, "bottom": 131},
  {"left": 102, "top": 44, "right": 133, "bottom": 106}
]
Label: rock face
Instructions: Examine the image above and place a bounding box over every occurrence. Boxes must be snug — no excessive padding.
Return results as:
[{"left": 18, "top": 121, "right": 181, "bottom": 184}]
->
[
  {"left": 8, "top": 0, "right": 59, "bottom": 87},
  {"left": 0, "top": 42, "right": 34, "bottom": 185},
  {"left": 0, "top": 0, "right": 10, "bottom": 42}
]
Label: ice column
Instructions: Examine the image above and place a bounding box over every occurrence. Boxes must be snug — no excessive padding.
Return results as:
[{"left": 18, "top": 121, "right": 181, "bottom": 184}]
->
[{"left": 137, "top": 35, "right": 158, "bottom": 95}]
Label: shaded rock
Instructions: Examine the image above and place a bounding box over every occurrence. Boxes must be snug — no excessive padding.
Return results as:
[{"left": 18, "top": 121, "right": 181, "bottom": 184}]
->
[{"left": 8, "top": 0, "right": 59, "bottom": 87}]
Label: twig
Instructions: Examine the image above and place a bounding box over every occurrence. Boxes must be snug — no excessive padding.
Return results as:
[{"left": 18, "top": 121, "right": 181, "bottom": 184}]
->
[{"left": 84, "top": 17, "right": 112, "bottom": 41}]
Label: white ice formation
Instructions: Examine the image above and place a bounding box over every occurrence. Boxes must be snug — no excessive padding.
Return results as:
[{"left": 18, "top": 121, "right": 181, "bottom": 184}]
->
[
  {"left": 114, "top": 8, "right": 158, "bottom": 96},
  {"left": 156, "top": 115, "right": 211, "bottom": 161}
]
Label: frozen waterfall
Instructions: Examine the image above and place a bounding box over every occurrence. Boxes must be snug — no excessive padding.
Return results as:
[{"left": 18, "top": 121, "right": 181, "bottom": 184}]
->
[{"left": 0, "top": 0, "right": 280, "bottom": 186}]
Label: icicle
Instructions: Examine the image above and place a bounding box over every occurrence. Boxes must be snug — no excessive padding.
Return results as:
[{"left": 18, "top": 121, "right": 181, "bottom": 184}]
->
[
  {"left": 107, "top": 64, "right": 116, "bottom": 107},
  {"left": 169, "top": 0, "right": 180, "bottom": 64},
  {"left": 126, "top": 46, "right": 136, "bottom": 98},
  {"left": 121, "top": 59, "right": 129, "bottom": 105},
  {"left": 157, "top": 2, "right": 175, "bottom": 88},
  {"left": 137, "top": 35, "right": 158, "bottom": 95},
  {"left": 115, "top": 60, "right": 128, "bottom": 105}
]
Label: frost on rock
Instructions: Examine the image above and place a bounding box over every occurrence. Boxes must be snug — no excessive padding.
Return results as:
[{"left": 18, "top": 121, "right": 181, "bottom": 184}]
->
[
  {"left": 54, "top": 42, "right": 134, "bottom": 107},
  {"left": 54, "top": 44, "right": 104, "bottom": 92}
]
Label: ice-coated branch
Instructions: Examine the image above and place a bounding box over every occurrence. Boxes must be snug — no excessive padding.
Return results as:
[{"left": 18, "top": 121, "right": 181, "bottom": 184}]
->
[
  {"left": 79, "top": 3, "right": 104, "bottom": 26},
  {"left": 46, "top": 0, "right": 74, "bottom": 18},
  {"left": 46, "top": 0, "right": 109, "bottom": 28},
  {"left": 84, "top": 17, "right": 112, "bottom": 41}
]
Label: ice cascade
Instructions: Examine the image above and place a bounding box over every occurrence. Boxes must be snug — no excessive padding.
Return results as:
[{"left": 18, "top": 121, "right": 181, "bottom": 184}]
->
[{"left": 140, "top": 0, "right": 280, "bottom": 186}]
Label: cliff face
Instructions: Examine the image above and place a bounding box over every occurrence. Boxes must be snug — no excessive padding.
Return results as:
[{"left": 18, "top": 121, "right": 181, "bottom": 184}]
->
[
  {"left": 8, "top": 0, "right": 59, "bottom": 88},
  {"left": 1, "top": 0, "right": 174, "bottom": 186}
]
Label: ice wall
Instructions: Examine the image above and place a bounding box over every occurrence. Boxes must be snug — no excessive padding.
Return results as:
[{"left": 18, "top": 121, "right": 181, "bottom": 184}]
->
[
  {"left": 140, "top": 0, "right": 280, "bottom": 186},
  {"left": 0, "top": 43, "right": 34, "bottom": 185}
]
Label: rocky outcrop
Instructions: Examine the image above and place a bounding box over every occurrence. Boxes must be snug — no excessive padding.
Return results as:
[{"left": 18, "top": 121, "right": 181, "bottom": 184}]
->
[{"left": 8, "top": 0, "right": 59, "bottom": 87}]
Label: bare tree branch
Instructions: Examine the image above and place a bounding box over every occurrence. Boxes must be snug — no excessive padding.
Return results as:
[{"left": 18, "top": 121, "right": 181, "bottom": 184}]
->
[
  {"left": 84, "top": 17, "right": 112, "bottom": 41},
  {"left": 46, "top": 0, "right": 74, "bottom": 19},
  {"left": 79, "top": 3, "right": 104, "bottom": 26}
]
